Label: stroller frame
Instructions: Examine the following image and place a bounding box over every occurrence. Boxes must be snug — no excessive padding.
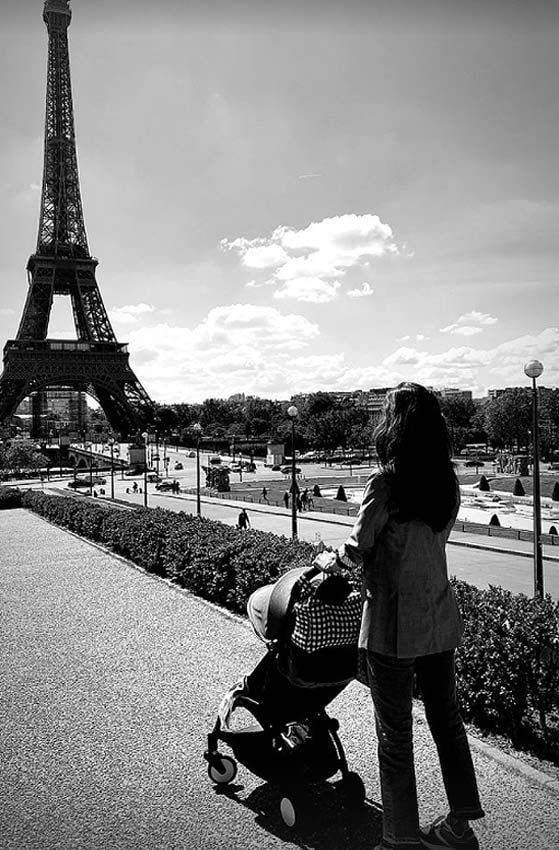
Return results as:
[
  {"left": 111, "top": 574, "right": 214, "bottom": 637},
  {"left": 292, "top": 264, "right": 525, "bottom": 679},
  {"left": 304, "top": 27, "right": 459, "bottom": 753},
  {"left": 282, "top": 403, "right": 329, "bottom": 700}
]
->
[{"left": 204, "top": 575, "right": 366, "bottom": 831}]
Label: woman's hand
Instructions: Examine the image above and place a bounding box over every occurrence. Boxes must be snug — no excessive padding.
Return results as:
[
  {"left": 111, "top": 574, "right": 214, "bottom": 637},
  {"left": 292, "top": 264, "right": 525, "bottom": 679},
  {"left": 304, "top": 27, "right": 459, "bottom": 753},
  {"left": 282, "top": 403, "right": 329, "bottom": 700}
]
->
[{"left": 312, "top": 550, "right": 342, "bottom": 574}]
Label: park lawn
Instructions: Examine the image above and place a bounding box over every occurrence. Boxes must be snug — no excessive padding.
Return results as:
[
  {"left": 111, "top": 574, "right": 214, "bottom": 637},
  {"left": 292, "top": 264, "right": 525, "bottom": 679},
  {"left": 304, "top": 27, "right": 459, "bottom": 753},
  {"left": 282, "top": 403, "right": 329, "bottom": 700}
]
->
[{"left": 458, "top": 471, "right": 559, "bottom": 500}]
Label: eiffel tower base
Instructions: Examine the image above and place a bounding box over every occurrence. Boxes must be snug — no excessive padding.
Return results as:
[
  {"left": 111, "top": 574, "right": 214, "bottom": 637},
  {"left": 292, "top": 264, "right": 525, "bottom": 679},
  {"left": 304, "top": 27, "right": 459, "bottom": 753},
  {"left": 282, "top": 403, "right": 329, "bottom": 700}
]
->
[{"left": 0, "top": 340, "right": 152, "bottom": 439}]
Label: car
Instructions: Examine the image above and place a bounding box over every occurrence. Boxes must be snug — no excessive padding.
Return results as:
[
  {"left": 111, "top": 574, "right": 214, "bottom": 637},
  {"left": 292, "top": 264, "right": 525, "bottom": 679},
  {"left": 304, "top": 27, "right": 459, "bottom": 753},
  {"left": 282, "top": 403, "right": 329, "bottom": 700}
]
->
[
  {"left": 271, "top": 465, "right": 281, "bottom": 471},
  {"left": 147, "top": 473, "right": 161, "bottom": 483},
  {"left": 174, "top": 462, "right": 183, "bottom": 470},
  {"left": 67, "top": 479, "right": 93, "bottom": 489},
  {"left": 155, "top": 481, "right": 175, "bottom": 492},
  {"left": 281, "top": 466, "right": 301, "bottom": 475},
  {"left": 188, "top": 451, "right": 196, "bottom": 458}
]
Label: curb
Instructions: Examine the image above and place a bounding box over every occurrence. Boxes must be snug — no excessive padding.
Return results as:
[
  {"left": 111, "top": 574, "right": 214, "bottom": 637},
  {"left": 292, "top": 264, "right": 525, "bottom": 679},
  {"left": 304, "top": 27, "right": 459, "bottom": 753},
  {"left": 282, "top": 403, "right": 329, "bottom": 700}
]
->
[
  {"left": 27, "top": 508, "right": 559, "bottom": 798},
  {"left": 448, "top": 537, "right": 559, "bottom": 563}
]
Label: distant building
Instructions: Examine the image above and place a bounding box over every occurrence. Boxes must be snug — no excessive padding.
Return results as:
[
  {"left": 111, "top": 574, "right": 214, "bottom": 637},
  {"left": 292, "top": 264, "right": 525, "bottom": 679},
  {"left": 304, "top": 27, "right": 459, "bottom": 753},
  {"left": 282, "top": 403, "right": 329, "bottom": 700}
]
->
[
  {"left": 487, "top": 388, "right": 507, "bottom": 400},
  {"left": 15, "top": 389, "right": 88, "bottom": 437},
  {"left": 436, "top": 387, "right": 473, "bottom": 401}
]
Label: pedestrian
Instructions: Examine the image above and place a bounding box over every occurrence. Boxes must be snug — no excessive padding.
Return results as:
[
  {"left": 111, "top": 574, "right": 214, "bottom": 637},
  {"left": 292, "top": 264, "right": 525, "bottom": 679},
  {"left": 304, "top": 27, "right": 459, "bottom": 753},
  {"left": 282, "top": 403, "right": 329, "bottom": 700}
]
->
[
  {"left": 238, "top": 508, "right": 250, "bottom": 530},
  {"left": 261, "top": 486, "right": 269, "bottom": 503},
  {"left": 283, "top": 490, "right": 289, "bottom": 509},
  {"left": 314, "top": 382, "right": 484, "bottom": 850},
  {"left": 132, "top": 482, "right": 138, "bottom": 493},
  {"left": 301, "top": 488, "right": 309, "bottom": 510},
  {"left": 296, "top": 494, "right": 303, "bottom": 512}
]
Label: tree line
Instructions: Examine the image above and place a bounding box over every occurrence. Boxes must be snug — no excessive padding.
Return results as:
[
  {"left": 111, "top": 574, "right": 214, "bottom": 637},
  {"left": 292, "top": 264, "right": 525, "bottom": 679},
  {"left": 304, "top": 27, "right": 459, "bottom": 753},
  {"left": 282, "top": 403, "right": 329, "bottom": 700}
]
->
[{"left": 149, "top": 387, "right": 559, "bottom": 459}]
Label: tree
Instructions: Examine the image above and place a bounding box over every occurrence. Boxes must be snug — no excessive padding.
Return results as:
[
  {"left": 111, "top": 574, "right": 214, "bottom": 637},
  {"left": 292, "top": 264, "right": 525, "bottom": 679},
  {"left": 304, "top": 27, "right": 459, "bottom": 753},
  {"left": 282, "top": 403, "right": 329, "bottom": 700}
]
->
[
  {"left": 336, "top": 485, "right": 347, "bottom": 501},
  {"left": 552, "top": 482, "right": 559, "bottom": 502},
  {"left": 478, "top": 475, "right": 490, "bottom": 492},
  {"left": 513, "top": 478, "right": 525, "bottom": 497},
  {"left": 484, "top": 389, "right": 532, "bottom": 451}
]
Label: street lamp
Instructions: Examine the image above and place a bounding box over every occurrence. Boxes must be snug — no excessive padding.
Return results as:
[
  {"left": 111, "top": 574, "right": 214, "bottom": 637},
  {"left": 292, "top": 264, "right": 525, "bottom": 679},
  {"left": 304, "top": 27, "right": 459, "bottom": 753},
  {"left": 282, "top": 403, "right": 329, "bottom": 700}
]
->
[
  {"left": 155, "top": 431, "right": 160, "bottom": 478},
  {"left": 192, "top": 422, "right": 202, "bottom": 517},
  {"left": 108, "top": 437, "right": 116, "bottom": 500},
  {"left": 87, "top": 442, "right": 93, "bottom": 492},
  {"left": 524, "top": 359, "right": 544, "bottom": 599},
  {"left": 141, "top": 431, "right": 148, "bottom": 508},
  {"left": 287, "top": 405, "right": 298, "bottom": 539}
]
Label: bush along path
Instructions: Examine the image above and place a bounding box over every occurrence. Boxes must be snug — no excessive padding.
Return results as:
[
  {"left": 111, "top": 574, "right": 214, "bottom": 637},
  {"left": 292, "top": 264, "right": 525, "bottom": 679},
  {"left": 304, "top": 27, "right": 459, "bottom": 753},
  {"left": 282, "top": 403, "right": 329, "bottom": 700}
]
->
[{"left": 21, "top": 490, "right": 559, "bottom": 764}]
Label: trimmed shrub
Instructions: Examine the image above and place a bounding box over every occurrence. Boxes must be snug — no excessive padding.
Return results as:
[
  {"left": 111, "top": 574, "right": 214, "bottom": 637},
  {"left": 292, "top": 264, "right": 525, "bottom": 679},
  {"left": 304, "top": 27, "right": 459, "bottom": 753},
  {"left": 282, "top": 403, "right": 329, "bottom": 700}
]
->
[
  {"left": 513, "top": 478, "right": 525, "bottom": 497},
  {"left": 552, "top": 482, "right": 559, "bottom": 502},
  {"left": 549, "top": 526, "right": 558, "bottom": 536},
  {"left": 478, "top": 475, "right": 490, "bottom": 492},
  {"left": 21, "top": 491, "right": 314, "bottom": 616},
  {"left": 336, "top": 485, "right": 347, "bottom": 502},
  {"left": 0, "top": 485, "right": 23, "bottom": 509},
  {"left": 453, "top": 580, "right": 559, "bottom": 758},
  {"left": 489, "top": 513, "right": 501, "bottom": 527},
  {"left": 312, "top": 484, "right": 322, "bottom": 498}
]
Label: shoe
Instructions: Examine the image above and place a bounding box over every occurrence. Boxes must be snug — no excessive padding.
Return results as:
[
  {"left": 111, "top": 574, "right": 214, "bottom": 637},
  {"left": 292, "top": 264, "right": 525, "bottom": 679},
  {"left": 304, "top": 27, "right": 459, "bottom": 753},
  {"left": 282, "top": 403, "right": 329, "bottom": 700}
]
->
[{"left": 420, "top": 815, "right": 479, "bottom": 850}]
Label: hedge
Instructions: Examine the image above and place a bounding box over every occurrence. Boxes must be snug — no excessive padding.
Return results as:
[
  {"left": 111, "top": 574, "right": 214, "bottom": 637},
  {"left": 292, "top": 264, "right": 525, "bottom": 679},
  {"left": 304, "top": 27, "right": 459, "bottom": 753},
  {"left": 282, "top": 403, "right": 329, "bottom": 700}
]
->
[
  {"left": 21, "top": 490, "right": 559, "bottom": 762},
  {"left": 21, "top": 491, "right": 313, "bottom": 614},
  {"left": 0, "top": 485, "right": 23, "bottom": 509}
]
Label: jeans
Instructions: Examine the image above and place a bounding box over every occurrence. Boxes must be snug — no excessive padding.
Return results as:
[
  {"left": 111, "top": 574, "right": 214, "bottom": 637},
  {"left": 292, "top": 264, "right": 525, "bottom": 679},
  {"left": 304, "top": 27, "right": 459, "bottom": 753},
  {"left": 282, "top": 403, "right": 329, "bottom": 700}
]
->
[{"left": 367, "top": 649, "right": 484, "bottom": 850}]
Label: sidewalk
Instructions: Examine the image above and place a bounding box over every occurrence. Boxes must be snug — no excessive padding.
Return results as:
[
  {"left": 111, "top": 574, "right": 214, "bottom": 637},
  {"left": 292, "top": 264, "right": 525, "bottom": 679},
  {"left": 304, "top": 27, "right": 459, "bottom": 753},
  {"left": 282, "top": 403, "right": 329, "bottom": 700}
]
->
[{"left": 1, "top": 508, "right": 558, "bottom": 850}]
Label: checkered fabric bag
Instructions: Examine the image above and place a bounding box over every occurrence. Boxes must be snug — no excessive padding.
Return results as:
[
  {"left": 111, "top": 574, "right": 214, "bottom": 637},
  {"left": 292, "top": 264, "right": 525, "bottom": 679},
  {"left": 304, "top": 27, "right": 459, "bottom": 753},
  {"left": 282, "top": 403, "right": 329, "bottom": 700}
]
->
[{"left": 280, "top": 572, "right": 362, "bottom": 688}]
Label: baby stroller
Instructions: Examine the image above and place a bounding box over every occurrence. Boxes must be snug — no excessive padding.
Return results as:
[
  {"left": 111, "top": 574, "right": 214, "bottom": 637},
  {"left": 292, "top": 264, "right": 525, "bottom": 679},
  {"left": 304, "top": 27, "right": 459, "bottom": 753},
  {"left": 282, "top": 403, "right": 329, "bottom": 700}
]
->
[{"left": 204, "top": 564, "right": 366, "bottom": 828}]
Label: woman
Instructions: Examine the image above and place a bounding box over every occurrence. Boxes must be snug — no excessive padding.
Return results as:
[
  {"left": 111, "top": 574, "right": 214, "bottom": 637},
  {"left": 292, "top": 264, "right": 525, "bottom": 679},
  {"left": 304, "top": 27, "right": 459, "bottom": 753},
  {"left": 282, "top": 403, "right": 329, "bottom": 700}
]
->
[{"left": 314, "top": 383, "right": 484, "bottom": 850}]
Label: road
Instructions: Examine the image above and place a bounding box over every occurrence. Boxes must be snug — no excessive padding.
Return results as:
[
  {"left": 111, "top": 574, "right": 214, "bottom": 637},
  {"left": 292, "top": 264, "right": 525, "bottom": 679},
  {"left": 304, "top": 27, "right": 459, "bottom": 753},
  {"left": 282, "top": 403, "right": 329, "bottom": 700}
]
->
[{"left": 2, "top": 509, "right": 558, "bottom": 850}]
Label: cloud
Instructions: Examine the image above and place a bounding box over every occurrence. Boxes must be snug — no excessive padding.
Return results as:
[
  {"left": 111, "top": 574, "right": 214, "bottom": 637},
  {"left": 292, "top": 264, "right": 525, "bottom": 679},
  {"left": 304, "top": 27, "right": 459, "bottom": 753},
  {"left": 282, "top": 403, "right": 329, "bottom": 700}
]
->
[
  {"left": 241, "top": 243, "right": 289, "bottom": 269},
  {"left": 125, "top": 303, "right": 321, "bottom": 401},
  {"left": 221, "top": 213, "right": 400, "bottom": 302},
  {"left": 441, "top": 310, "right": 498, "bottom": 335},
  {"left": 109, "top": 303, "right": 155, "bottom": 324},
  {"left": 273, "top": 277, "right": 341, "bottom": 303},
  {"left": 379, "top": 327, "right": 559, "bottom": 390},
  {"left": 347, "top": 282, "right": 374, "bottom": 298}
]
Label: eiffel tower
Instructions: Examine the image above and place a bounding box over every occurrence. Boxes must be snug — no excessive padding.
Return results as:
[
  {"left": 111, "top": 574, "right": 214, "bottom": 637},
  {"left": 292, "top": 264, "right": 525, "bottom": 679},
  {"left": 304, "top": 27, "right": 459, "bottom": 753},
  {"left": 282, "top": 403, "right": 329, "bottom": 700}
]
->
[{"left": 0, "top": 0, "right": 154, "bottom": 438}]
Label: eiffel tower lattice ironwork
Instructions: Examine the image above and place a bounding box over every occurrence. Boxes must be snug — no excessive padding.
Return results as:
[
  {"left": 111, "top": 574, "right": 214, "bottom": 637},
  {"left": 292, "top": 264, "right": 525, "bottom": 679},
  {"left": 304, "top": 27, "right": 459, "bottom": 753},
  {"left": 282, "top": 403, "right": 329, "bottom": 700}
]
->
[{"left": 0, "top": 0, "right": 153, "bottom": 438}]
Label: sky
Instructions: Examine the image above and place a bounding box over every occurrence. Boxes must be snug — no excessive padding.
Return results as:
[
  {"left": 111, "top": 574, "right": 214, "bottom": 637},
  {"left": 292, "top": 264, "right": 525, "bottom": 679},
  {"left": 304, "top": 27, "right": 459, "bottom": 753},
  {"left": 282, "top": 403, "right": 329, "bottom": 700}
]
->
[{"left": 0, "top": 0, "right": 557, "bottom": 403}]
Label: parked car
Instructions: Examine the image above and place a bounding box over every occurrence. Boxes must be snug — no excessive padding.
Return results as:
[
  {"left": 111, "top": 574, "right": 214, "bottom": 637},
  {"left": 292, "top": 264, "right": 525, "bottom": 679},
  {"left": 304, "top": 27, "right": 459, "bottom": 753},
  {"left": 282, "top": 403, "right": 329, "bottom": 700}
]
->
[
  {"left": 155, "top": 481, "right": 175, "bottom": 492},
  {"left": 174, "top": 462, "right": 183, "bottom": 470},
  {"left": 271, "top": 465, "right": 281, "bottom": 471},
  {"left": 147, "top": 473, "right": 161, "bottom": 483},
  {"left": 188, "top": 451, "right": 196, "bottom": 458},
  {"left": 67, "top": 479, "right": 92, "bottom": 489},
  {"left": 281, "top": 466, "right": 301, "bottom": 475}
]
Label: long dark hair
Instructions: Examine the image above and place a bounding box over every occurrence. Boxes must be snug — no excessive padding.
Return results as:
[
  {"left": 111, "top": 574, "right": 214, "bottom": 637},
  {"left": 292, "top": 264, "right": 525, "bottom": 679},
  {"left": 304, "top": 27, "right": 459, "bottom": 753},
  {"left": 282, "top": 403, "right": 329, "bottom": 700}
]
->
[{"left": 374, "top": 382, "right": 458, "bottom": 531}]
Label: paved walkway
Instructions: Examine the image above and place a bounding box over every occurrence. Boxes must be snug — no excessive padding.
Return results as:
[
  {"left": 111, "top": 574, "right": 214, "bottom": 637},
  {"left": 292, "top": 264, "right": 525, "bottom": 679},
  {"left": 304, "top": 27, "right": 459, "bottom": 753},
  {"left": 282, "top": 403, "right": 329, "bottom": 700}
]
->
[{"left": 1, "top": 509, "right": 559, "bottom": 850}]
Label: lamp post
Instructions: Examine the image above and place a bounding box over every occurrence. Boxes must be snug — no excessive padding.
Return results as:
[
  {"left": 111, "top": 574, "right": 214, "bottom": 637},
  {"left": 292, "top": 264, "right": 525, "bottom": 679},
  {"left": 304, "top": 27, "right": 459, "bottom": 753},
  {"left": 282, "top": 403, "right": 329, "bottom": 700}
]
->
[
  {"left": 287, "top": 405, "right": 298, "bottom": 539},
  {"left": 524, "top": 359, "right": 544, "bottom": 599},
  {"left": 88, "top": 443, "right": 93, "bottom": 492},
  {"left": 108, "top": 437, "right": 116, "bottom": 500},
  {"left": 192, "top": 422, "right": 202, "bottom": 517},
  {"left": 141, "top": 431, "right": 148, "bottom": 508}
]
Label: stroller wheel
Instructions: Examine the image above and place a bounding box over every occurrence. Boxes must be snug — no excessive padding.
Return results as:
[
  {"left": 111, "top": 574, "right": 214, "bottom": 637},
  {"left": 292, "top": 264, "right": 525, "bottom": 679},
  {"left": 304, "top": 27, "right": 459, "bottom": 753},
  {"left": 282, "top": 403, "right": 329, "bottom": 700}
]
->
[
  {"left": 339, "top": 771, "right": 366, "bottom": 810},
  {"left": 208, "top": 755, "right": 238, "bottom": 785},
  {"left": 279, "top": 795, "right": 297, "bottom": 828}
]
